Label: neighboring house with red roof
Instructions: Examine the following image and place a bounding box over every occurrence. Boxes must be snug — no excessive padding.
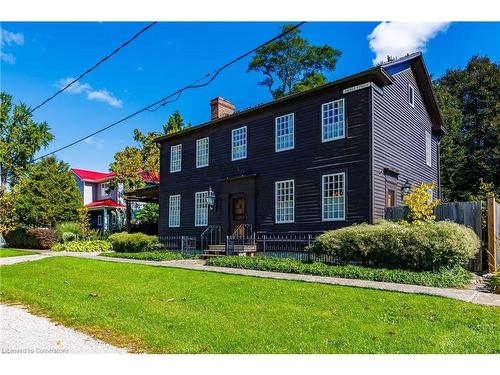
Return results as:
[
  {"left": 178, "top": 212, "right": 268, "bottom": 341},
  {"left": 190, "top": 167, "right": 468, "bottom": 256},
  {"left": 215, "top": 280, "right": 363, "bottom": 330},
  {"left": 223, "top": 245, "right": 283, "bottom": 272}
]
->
[{"left": 71, "top": 168, "right": 125, "bottom": 231}]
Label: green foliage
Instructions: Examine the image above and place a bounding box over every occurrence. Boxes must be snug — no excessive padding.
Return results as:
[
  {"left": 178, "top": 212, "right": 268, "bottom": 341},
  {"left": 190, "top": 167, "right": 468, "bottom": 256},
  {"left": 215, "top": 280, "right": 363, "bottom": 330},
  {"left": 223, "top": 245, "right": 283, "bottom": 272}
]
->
[
  {"left": 436, "top": 56, "right": 500, "bottom": 200},
  {"left": 52, "top": 240, "right": 112, "bottom": 252},
  {"left": 100, "top": 250, "right": 183, "bottom": 261},
  {"left": 0, "top": 190, "right": 17, "bottom": 232},
  {"left": 11, "top": 157, "right": 83, "bottom": 228},
  {"left": 247, "top": 24, "right": 342, "bottom": 99},
  {"left": 207, "top": 256, "right": 472, "bottom": 288},
  {"left": 307, "top": 221, "right": 480, "bottom": 271},
  {"left": 163, "top": 110, "right": 190, "bottom": 134},
  {"left": 403, "top": 182, "right": 440, "bottom": 223},
  {"left": 4, "top": 227, "right": 59, "bottom": 249},
  {"left": 134, "top": 203, "right": 159, "bottom": 223},
  {"left": 108, "top": 232, "right": 158, "bottom": 252},
  {"left": 491, "top": 272, "right": 500, "bottom": 294},
  {"left": 62, "top": 232, "right": 77, "bottom": 242},
  {"left": 56, "top": 222, "right": 83, "bottom": 237},
  {"left": 0, "top": 92, "right": 54, "bottom": 191}
]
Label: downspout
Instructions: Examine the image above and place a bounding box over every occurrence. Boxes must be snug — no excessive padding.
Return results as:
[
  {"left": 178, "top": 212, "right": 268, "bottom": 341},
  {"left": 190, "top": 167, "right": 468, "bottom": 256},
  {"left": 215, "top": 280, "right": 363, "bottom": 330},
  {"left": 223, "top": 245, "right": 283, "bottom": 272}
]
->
[{"left": 437, "top": 138, "right": 442, "bottom": 200}]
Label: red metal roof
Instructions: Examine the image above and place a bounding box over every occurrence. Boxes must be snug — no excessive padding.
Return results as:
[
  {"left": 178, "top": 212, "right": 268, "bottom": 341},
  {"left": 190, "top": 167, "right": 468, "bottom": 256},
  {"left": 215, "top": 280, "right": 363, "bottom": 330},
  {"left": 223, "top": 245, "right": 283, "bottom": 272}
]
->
[
  {"left": 85, "top": 199, "right": 125, "bottom": 209},
  {"left": 71, "top": 168, "right": 115, "bottom": 182}
]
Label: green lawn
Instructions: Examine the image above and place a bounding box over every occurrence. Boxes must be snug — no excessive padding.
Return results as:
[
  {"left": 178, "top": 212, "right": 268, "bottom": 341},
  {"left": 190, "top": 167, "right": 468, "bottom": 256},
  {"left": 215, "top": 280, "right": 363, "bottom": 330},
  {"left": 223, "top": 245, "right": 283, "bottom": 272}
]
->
[
  {"left": 0, "top": 248, "right": 38, "bottom": 258},
  {"left": 0, "top": 256, "right": 499, "bottom": 354}
]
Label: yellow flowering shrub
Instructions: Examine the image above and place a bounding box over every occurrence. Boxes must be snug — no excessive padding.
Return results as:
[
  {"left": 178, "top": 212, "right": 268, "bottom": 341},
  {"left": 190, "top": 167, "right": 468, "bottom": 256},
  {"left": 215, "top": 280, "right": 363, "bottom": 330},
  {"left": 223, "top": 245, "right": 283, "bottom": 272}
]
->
[{"left": 403, "top": 182, "right": 440, "bottom": 224}]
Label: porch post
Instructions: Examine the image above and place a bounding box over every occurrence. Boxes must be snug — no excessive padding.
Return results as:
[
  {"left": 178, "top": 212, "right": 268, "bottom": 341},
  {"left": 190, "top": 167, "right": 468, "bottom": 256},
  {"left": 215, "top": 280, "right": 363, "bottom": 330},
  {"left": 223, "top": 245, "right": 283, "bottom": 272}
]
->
[
  {"left": 103, "top": 207, "right": 108, "bottom": 231},
  {"left": 125, "top": 200, "right": 131, "bottom": 233}
]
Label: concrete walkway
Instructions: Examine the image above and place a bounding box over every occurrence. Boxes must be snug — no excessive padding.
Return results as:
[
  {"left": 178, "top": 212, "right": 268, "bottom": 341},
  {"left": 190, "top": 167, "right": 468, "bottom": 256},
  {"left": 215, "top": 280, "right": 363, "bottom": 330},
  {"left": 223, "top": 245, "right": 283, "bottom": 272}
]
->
[{"left": 0, "top": 304, "right": 125, "bottom": 354}]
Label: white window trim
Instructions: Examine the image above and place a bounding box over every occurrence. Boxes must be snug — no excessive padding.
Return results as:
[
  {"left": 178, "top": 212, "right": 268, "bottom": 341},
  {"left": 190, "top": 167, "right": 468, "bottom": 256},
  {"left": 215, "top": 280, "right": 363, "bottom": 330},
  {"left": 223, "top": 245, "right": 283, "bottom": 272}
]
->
[
  {"left": 231, "top": 126, "right": 247, "bottom": 161},
  {"left": 196, "top": 137, "right": 209, "bottom": 168},
  {"left": 194, "top": 191, "right": 209, "bottom": 227},
  {"left": 168, "top": 194, "right": 181, "bottom": 228},
  {"left": 321, "top": 172, "right": 346, "bottom": 221},
  {"left": 275, "top": 179, "right": 295, "bottom": 224},
  {"left": 321, "top": 98, "right": 346, "bottom": 143},
  {"left": 100, "top": 183, "right": 109, "bottom": 197},
  {"left": 408, "top": 84, "right": 415, "bottom": 108},
  {"left": 425, "top": 131, "right": 432, "bottom": 167},
  {"left": 275, "top": 113, "right": 295, "bottom": 152},
  {"left": 170, "top": 144, "right": 182, "bottom": 173}
]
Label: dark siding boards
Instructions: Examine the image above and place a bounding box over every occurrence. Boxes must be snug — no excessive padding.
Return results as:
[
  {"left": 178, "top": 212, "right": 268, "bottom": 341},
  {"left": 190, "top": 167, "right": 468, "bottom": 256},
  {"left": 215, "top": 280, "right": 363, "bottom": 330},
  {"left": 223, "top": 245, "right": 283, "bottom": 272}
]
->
[
  {"left": 159, "top": 87, "right": 372, "bottom": 236},
  {"left": 371, "top": 68, "right": 439, "bottom": 220}
]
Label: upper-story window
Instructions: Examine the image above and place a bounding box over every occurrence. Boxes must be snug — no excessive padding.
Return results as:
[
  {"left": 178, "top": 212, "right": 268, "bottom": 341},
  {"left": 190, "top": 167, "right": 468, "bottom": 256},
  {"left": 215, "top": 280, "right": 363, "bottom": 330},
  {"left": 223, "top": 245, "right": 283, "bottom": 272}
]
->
[
  {"left": 100, "top": 183, "right": 109, "bottom": 196},
  {"left": 196, "top": 137, "right": 209, "bottom": 168},
  {"left": 408, "top": 84, "right": 415, "bottom": 107},
  {"left": 322, "top": 173, "right": 346, "bottom": 221},
  {"left": 322, "top": 99, "right": 345, "bottom": 142},
  {"left": 425, "top": 131, "right": 432, "bottom": 167},
  {"left": 168, "top": 194, "right": 181, "bottom": 227},
  {"left": 275, "top": 113, "right": 294, "bottom": 152},
  {"left": 194, "top": 191, "right": 208, "bottom": 226},
  {"left": 231, "top": 126, "right": 247, "bottom": 161},
  {"left": 275, "top": 179, "right": 295, "bottom": 223},
  {"left": 170, "top": 144, "right": 182, "bottom": 173}
]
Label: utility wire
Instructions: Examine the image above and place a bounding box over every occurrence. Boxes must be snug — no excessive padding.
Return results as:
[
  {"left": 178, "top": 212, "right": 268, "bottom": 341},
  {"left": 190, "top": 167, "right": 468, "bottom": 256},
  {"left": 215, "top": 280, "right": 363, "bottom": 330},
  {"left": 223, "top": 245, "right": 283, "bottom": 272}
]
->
[
  {"left": 29, "top": 21, "right": 157, "bottom": 114},
  {"left": 33, "top": 21, "right": 306, "bottom": 162}
]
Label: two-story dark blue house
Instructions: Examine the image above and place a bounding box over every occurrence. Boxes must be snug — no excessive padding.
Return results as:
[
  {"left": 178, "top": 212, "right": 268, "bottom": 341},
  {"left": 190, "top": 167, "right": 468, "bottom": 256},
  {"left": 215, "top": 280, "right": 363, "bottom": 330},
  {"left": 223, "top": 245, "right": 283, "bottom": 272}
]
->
[{"left": 155, "top": 53, "right": 446, "bottom": 248}]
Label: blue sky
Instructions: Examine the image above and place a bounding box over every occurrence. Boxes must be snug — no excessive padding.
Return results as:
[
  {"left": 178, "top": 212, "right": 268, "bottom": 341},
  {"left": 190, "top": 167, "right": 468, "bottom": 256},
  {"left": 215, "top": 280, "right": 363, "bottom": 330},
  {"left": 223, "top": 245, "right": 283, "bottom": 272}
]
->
[{"left": 1, "top": 22, "right": 499, "bottom": 172}]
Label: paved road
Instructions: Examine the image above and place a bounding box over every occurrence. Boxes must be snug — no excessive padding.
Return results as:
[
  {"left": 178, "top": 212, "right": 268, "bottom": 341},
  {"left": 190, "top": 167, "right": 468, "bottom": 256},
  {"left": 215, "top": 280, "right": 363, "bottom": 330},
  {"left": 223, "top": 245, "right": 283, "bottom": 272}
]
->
[{"left": 0, "top": 304, "right": 126, "bottom": 354}]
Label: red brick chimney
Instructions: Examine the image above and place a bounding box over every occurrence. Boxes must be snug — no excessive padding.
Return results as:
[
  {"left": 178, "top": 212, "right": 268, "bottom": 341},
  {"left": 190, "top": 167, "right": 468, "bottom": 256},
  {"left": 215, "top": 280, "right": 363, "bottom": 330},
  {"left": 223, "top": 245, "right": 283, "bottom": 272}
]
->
[{"left": 210, "top": 97, "right": 235, "bottom": 120}]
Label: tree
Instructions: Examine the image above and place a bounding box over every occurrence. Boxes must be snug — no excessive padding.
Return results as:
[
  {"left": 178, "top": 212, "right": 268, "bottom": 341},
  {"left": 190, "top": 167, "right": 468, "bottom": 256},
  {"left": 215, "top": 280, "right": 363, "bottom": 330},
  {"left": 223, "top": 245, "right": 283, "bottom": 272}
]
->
[
  {"left": 12, "top": 157, "right": 84, "bottom": 228},
  {"left": 403, "top": 182, "right": 440, "bottom": 224},
  {"left": 163, "top": 110, "right": 190, "bottom": 134},
  {"left": 247, "top": 24, "right": 342, "bottom": 99},
  {"left": 0, "top": 92, "right": 54, "bottom": 192},
  {"left": 134, "top": 203, "right": 159, "bottom": 224},
  {"left": 436, "top": 56, "right": 500, "bottom": 200}
]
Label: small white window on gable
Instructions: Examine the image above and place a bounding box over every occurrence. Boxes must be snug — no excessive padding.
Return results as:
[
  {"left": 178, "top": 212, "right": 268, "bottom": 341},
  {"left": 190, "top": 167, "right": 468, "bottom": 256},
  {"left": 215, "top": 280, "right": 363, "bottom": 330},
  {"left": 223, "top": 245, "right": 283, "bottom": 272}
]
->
[
  {"left": 322, "top": 99, "right": 345, "bottom": 142},
  {"left": 408, "top": 84, "right": 415, "bottom": 107},
  {"left": 170, "top": 144, "right": 182, "bottom": 173},
  {"left": 168, "top": 195, "right": 181, "bottom": 227},
  {"left": 425, "top": 131, "right": 432, "bottom": 167},
  {"left": 195, "top": 191, "right": 208, "bottom": 226},
  {"left": 275, "top": 113, "right": 294, "bottom": 152},
  {"left": 196, "top": 137, "right": 209, "bottom": 168},
  {"left": 101, "top": 183, "right": 109, "bottom": 196},
  {"left": 231, "top": 126, "right": 247, "bottom": 161},
  {"left": 275, "top": 180, "right": 295, "bottom": 223}
]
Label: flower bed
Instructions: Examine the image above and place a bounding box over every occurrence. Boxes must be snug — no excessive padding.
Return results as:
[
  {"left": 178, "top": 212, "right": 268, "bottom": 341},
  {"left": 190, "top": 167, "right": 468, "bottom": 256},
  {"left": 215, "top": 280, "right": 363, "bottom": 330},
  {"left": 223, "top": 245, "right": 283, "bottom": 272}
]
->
[{"left": 52, "top": 240, "right": 112, "bottom": 252}]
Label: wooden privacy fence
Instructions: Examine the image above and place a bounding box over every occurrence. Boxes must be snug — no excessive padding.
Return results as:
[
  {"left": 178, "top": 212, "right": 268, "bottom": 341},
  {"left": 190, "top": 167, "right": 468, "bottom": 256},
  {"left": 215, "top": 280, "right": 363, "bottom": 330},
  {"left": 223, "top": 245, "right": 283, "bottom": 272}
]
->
[
  {"left": 385, "top": 201, "right": 484, "bottom": 272},
  {"left": 487, "top": 197, "right": 500, "bottom": 273}
]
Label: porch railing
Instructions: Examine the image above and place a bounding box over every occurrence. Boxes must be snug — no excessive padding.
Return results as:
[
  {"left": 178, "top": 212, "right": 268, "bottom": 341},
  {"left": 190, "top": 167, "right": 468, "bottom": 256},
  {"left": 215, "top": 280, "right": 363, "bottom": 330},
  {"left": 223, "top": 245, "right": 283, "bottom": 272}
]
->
[
  {"left": 256, "top": 233, "right": 316, "bottom": 253},
  {"left": 158, "top": 235, "right": 197, "bottom": 255},
  {"left": 200, "top": 225, "right": 222, "bottom": 250}
]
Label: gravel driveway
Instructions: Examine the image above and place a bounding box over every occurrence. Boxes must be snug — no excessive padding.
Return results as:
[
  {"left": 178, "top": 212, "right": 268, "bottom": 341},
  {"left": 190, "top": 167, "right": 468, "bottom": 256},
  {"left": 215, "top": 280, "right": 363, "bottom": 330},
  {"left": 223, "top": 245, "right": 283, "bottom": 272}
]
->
[{"left": 0, "top": 304, "right": 126, "bottom": 354}]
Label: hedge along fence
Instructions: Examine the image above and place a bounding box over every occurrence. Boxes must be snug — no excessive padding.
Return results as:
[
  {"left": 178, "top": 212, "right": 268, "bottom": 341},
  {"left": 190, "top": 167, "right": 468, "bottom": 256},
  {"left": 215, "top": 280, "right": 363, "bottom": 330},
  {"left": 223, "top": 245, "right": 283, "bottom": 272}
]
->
[
  {"left": 307, "top": 221, "right": 480, "bottom": 271},
  {"left": 108, "top": 232, "right": 159, "bottom": 253}
]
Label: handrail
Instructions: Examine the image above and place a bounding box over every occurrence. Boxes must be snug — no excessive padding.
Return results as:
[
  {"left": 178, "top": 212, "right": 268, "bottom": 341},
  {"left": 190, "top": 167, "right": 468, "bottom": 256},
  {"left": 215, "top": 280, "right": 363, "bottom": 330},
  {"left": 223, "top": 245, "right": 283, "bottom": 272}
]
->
[
  {"left": 200, "top": 225, "right": 222, "bottom": 250},
  {"left": 231, "top": 223, "right": 253, "bottom": 238}
]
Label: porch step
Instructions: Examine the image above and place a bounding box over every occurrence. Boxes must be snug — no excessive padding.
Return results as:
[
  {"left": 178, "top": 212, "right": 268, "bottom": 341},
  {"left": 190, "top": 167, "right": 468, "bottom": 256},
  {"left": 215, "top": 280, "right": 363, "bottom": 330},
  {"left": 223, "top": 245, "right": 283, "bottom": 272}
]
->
[{"left": 208, "top": 244, "right": 226, "bottom": 252}]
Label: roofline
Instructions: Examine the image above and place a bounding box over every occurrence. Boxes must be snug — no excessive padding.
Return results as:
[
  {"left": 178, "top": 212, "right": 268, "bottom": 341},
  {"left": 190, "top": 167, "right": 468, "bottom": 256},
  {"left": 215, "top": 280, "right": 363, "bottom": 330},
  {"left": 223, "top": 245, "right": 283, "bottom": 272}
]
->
[{"left": 155, "top": 66, "right": 394, "bottom": 143}]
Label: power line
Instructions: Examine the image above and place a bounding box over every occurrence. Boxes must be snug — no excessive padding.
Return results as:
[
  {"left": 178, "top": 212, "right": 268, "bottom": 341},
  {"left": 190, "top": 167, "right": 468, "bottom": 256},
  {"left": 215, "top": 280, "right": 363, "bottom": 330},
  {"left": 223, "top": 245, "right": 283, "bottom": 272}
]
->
[
  {"left": 29, "top": 21, "right": 157, "bottom": 114},
  {"left": 33, "top": 21, "right": 306, "bottom": 162}
]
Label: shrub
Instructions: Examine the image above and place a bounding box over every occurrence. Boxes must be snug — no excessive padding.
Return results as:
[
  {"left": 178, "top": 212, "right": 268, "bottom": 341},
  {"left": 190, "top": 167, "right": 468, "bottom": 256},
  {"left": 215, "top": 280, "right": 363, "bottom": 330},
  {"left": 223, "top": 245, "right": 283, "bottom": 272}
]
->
[
  {"left": 403, "top": 182, "right": 440, "bottom": 223},
  {"left": 307, "top": 221, "right": 480, "bottom": 271},
  {"left": 108, "top": 232, "right": 159, "bottom": 253},
  {"left": 206, "top": 256, "right": 472, "bottom": 288},
  {"left": 491, "top": 272, "right": 500, "bottom": 294},
  {"left": 100, "top": 251, "right": 183, "bottom": 261},
  {"left": 62, "top": 232, "right": 77, "bottom": 242},
  {"left": 56, "top": 222, "right": 82, "bottom": 237},
  {"left": 4, "top": 227, "right": 59, "bottom": 249},
  {"left": 52, "top": 240, "right": 112, "bottom": 252}
]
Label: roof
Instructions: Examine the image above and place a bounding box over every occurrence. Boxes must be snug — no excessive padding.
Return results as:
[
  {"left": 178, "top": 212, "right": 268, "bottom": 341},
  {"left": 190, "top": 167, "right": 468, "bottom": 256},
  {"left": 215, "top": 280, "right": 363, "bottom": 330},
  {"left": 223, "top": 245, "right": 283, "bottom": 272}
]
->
[
  {"left": 155, "top": 52, "right": 446, "bottom": 143},
  {"left": 85, "top": 199, "right": 125, "bottom": 209},
  {"left": 71, "top": 168, "right": 115, "bottom": 182},
  {"left": 123, "top": 185, "right": 159, "bottom": 203},
  {"left": 155, "top": 65, "right": 394, "bottom": 143}
]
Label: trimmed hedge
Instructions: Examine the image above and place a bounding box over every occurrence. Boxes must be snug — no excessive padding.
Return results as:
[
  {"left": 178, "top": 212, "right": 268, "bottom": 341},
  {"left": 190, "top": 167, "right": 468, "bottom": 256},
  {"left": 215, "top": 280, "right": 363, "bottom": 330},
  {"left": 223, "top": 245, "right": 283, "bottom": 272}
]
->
[
  {"left": 4, "top": 228, "right": 59, "bottom": 249},
  {"left": 307, "top": 221, "right": 480, "bottom": 271},
  {"left": 206, "top": 256, "right": 473, "bottom": 288},
  {"left": 52, "top": 240, "right": 112, "bottom": 252},
  {"left": 100, "top": 251, "right": 184, "bottom": 261},
  {"left": 108, "top": 232, "right": 159, "bottom": 253}
]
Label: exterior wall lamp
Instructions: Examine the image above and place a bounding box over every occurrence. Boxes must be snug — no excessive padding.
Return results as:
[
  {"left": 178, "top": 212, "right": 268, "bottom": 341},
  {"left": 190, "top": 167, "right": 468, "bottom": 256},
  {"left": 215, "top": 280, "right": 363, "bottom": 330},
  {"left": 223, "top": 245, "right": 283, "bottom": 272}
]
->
[
  {"left": 206, "top": 187, "right": 216, "bottom": 210},
  {"left": 401, "top": 179, "right": 411, "bottom": 196}
]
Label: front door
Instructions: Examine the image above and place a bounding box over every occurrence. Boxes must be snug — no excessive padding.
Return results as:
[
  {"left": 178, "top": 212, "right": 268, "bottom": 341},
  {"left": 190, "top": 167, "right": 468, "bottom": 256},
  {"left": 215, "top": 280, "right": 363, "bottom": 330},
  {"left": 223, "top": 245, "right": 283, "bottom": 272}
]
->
[{"left": 230, "top": 194, "right": 247, "bottom": 234}]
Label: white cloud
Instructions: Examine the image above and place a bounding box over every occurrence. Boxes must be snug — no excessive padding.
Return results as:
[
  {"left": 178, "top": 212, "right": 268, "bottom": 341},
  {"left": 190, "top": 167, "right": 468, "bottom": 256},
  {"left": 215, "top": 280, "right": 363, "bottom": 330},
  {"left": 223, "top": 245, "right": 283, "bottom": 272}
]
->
[
  {"left": 83, "top": 137, "right": 104, "bottom": 149},
  {"left": 56, "top": 77, "right": 123, "bottom": 108},
  {"left": 0, "top": 27, "right": 24, "bottom": 64},
  {"left": 368, "top": 22, "right": 450, "bottom": 65}
]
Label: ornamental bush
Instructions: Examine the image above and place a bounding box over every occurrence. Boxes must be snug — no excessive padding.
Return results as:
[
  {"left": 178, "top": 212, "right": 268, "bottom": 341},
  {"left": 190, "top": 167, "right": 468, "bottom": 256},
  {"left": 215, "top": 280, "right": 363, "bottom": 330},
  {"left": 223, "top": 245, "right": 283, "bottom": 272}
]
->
[
  {"left": 52, "top": 240, "right": 112, "bottom": 252},
  {"left": 306, "top": 221, "right": 480, "bottom": 271},
  {"left": 62, "top": 232, "right": 77, "bottom": 242},
  {"left": 108, "top": 232, "right": 159, "bottom": 253},
  {"left": 4, "top": 227, "right": 59, "bottom": 249}
]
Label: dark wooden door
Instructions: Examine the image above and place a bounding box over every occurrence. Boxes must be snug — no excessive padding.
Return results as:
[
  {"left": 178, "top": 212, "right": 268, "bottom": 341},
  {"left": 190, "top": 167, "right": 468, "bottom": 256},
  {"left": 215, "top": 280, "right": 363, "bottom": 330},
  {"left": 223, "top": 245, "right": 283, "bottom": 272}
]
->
[{"left": 230, "top": 194, "right": 247, "bottom": 233}]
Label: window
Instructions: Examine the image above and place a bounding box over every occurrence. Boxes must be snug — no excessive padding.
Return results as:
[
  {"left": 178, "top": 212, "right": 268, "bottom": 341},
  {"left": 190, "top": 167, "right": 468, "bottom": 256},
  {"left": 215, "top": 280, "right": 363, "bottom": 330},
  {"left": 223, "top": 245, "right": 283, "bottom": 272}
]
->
[
  {"left": 100, "top": 183, "right": 109, "bottom": 196},
  {"left": 97, "top": 215, "right": 102, "bottom": 226},
  {"left": 275, "top": 180, "right": 295, "bottom": 223},
  {"left": 408, "top": 84, "right": 415, "bottom": 107},
  {"left": 275, "top": 113, "right": 294, "bottom": 152},
  {"left": 169, "top": 195, "right": 181, "bottom": 227},
  {"left": 231, "top": 126, "right": 247, "bottom": 161},
  {"left": 425, "top": 131, "right": 432, "bottom": 167},
  {"left": 322, "top": 173, "right": 345, "bottom": 221},
  {"left": 322, "top": 99, "right": 345, "bottom": 142},
  {"left": 196, "top": 137, "right": 209, "bottom": 168},
  {"left": 170, "top": 144, "right": 182, "bottom": 173},
  {"left": 195, "top": 191, "right": 208, "bottom": 226}
]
